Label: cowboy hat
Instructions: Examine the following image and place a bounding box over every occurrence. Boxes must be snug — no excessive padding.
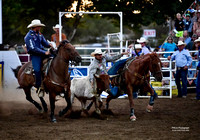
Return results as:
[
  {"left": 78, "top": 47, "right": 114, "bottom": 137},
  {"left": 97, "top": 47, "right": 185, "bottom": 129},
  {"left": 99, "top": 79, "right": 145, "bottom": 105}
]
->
[
  {"left": 53, "top": 24, "right": 62, "bottom": 31},
  {"left": 134, "top": 44, "right": 142, "bottom": 49},
  {"left": 27, "top": 19, "right": 45, "bottom": 28},
  {"left": 194, "top": 37, "right": 200, "bottom": 43},
  {"left": 137, "top": 37, "right": 148, "bottom": 43},
  {"left": 177, "top": 41, "right": 186, "bottom": 46},
  {"left": 91, "top": 48, "right": 104, "bottom": 57}
]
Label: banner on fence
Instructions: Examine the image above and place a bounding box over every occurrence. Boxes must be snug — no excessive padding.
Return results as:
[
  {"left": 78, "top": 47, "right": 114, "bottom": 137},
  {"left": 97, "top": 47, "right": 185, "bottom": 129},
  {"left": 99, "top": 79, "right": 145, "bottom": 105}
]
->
[{"left": 69, "top": 67, "right": 88, "bottom": 79}]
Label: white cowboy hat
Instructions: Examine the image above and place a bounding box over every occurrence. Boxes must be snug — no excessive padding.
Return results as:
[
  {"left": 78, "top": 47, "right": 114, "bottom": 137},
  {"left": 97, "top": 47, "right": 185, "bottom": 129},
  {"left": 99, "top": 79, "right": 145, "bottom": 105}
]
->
[
  {"left": 53, "top": 24, "right": 62, "bottom": 31},
  {"left": 177, "top": 41, "right": 186, "bottom": 46},
  {"left": 27, "top": 19, "right": 45, "bottom": 28},
  {"left": 134, "top": 44, "right": 142, "bottom": 49},
  {"left": 91, "top": 48, "right": 104, "bottom": 57},
  {"left": 194, "top": 37, "right": 200, "bottom": 43},
  {"left": 137, "top": 37, "right": 148, "bottom": 43}
]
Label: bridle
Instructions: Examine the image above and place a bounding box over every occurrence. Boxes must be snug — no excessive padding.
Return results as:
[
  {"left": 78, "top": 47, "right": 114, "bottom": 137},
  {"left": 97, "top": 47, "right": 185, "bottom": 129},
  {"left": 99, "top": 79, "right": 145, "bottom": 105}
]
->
[{"left": 150, "top": 57, "right": 162, "bottom": 78}]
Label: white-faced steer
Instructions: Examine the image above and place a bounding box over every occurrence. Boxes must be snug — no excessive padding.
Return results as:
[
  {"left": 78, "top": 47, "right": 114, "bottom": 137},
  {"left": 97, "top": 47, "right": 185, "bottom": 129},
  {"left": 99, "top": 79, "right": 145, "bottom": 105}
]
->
[{"left": 70, "top": 74, "right": 112, "bottom": 114}]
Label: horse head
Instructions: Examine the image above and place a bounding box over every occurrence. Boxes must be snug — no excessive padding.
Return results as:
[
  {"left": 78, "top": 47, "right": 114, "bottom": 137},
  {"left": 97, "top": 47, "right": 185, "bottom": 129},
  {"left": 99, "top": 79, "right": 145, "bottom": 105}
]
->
[
  {"left": 57, "top": 40, "right": 82, "bottom": 65},
  {"left": 149, "top": 53, "right": 163, "bottom": 82}
]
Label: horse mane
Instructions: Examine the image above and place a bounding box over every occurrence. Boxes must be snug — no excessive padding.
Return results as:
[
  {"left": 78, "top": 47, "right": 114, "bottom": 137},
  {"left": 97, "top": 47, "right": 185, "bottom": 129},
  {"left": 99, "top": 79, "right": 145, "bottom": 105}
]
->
[
  {"left": 149, "top": 52, "right": 161, "bottom": 63},
  {"left": 136, "top": 53, "right": 159, "bottom": 61},
  {"left": 57, "top": 40, "right": 70, "bottom": 53}
]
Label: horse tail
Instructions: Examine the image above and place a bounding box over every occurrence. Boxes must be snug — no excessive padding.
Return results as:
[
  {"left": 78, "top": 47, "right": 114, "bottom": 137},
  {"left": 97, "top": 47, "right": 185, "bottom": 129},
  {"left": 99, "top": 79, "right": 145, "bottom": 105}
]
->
[{"left": 11, "top": 65, "right": 21, "bottom": 79}]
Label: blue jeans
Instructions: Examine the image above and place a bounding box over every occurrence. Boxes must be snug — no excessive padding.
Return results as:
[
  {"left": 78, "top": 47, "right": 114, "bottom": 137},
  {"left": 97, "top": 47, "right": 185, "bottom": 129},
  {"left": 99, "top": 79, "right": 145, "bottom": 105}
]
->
[
  {"left": 107, "top": 58, "right": 128, "bottom": 75},
  {"left": 31, "top": 55, "right": 43, "bottom": 89},
  {"left": 196, "top": 72, "right": 200, "bottom": 100},
  {"left": 175, "top": 68, "right": 188, "bottom": 97}
]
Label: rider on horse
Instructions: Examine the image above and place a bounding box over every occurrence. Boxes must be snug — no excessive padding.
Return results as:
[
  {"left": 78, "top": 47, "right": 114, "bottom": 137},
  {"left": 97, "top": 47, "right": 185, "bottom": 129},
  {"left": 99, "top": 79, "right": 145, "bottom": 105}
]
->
[
  {"left": 89, "top": 48, "right": 128, "bottom": 87},
  {"left": 107, "top": 37, "right": 158, "bottom": 98},
  {"left": 24, "top": 19, "right": 53, "bottom": 97},
  {"left": 108, "top": 37, "right": 151, "bottom": 76}
]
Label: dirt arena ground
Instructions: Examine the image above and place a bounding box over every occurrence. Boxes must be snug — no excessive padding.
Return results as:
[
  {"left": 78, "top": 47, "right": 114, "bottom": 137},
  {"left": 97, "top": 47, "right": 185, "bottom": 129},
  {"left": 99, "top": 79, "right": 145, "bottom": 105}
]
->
[{"left": 0, "top": 89, "right": 200, "bottom": 140}]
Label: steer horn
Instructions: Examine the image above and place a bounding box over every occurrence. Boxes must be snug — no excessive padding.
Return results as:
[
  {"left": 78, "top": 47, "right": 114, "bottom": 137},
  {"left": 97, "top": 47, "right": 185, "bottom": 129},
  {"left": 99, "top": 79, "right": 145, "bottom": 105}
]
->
[
  {"left": 109, "top": 74, "right": 119, "bottom": 78},
  {"left": 94, "top": 74, "right": 100, "bottom": 78}
]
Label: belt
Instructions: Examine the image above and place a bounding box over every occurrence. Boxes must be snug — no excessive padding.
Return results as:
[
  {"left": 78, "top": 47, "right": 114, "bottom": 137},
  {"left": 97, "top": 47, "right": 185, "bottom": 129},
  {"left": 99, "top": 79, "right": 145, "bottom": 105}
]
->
[{"left": 177, "top": 67, "right": 184, "bottom": 70}]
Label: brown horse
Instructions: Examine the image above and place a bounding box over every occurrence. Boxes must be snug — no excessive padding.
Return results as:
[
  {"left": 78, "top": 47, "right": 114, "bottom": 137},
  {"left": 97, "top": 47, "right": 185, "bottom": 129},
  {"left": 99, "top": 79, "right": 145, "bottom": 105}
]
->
[
  {"left": 108, "top": 53, "right": 162, "bottom": 121},
  {"left": 13, "top": 40, "right": 81, "bottom": 122}
]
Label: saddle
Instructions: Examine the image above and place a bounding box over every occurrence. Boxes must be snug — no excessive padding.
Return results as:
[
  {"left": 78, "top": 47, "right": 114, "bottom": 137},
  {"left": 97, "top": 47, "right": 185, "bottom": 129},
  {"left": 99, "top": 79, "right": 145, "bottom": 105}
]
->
[
  {"left": 24, "top": 58, "right": 53, "bottom": 76},
  {"left": 110, "top": 57, "right": 136, "bottom": 92}
]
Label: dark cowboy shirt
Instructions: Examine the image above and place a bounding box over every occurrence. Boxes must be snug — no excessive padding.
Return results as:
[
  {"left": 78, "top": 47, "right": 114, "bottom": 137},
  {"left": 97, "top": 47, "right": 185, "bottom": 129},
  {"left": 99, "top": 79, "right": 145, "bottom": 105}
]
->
[
  {"left": 175, "top": 19, "right": 184, "bottom": 31},
  {"left": 24, "top": 30, "right": 49, "bottom": 55}
]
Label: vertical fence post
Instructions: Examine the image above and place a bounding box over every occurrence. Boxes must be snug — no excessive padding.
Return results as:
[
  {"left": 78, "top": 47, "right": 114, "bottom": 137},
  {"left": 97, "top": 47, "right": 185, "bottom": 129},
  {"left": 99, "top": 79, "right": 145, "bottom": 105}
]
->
[{"left": 169, "top": 60, "right": 172, "bottom": 98}]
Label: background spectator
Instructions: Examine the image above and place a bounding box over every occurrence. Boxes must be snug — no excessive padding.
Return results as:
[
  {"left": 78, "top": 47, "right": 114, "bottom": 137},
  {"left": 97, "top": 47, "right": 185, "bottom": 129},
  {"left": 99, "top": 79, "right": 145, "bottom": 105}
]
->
[
  {"left": 174, "top": 13, "right": 185, "bottom": 37},
  {"left": 183, "top": 30, "right": 191, "bottom": 45},
  {"left": 187, "top": 61, "right": 197, "bottom": 93},
  {"left": 184, "top": 13, "right": 193, "bottom": 37},
  {"left": 186, "top": 34, "right": 198, "bottom": 50},
  {"left": 162, "top": 36, "right": 177, "bottom": 58},
  {"left": 128, "top": 44, "right": 142, "bottom": 57},
  {"left": 51, "top": 24, "right": 67, "bottom": 47},
  {"left": 167, "top": 41, "right": 192, "bottom": 98},
  {"left": 193, "top": 17, "right": 200, "bottom": 34}
]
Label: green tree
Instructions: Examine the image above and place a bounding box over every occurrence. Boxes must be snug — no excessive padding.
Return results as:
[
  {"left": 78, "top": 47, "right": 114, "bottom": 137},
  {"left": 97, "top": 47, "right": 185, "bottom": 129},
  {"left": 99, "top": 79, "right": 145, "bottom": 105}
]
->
[
  {"left": 92, "top": 0, "right": 194, "bottom": 29},
  {"left": 2, "top": 0, "right": 194, "bottom": 45},
  {"left": 2, "top": 0, "right": 69, "bottom": 44}
]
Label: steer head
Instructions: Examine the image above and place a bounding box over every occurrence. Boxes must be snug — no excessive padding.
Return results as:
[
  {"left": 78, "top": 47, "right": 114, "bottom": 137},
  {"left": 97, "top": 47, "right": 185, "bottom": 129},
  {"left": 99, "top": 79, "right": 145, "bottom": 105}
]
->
[{"left": 94, "top": 74, "right": 111, "bottom": 94}]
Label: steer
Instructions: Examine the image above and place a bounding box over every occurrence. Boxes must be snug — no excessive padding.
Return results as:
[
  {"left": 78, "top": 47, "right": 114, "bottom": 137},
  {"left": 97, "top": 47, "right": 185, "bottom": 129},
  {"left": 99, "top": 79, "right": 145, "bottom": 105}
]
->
[{"left": 70, "top": 74, "right": 112, "bottom": 114}]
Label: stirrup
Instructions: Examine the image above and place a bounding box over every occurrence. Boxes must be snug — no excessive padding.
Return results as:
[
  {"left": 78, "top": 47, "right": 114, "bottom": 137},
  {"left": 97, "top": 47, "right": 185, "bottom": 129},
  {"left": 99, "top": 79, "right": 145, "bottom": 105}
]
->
[{"left": 37, "top": 87, "right": 45, "bottom": 98}]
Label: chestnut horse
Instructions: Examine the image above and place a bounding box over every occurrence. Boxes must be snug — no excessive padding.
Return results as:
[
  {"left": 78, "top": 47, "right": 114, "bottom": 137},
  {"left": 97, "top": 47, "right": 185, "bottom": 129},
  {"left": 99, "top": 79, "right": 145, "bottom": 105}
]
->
[
  {"left": 108, "top": 53, "right": 162, "bottom": 121},
  {"left": 13, "top": 40, "right": 81, "bottom": 122}
]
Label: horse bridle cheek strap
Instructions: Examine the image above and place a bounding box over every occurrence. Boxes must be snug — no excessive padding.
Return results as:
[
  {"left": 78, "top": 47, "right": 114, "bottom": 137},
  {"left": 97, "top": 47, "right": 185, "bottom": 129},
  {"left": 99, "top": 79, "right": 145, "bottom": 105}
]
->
[
  {"left": 150, "top": 57, "right": 162, "bottom": 76},
  {"left": 151, "top": 70, "right": 162, "bottom": 76}
]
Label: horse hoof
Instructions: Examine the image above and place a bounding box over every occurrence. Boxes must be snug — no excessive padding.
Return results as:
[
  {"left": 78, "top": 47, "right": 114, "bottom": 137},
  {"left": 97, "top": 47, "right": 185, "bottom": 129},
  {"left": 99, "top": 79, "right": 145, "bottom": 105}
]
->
[
  {"left": 130, "top": 115, "right": 136, "bottom": 121},
  {"left": 50, "top": 116, "right": 57, "bottom": 123},
  {"left": 51, "top": 119, "right": 57, "bottom": 123},
  {"left": 146, "top": 104, "right": 153, "bottom": 113},
  {"left": 95, "top": 109, "right": 101, "bottom": 115}
]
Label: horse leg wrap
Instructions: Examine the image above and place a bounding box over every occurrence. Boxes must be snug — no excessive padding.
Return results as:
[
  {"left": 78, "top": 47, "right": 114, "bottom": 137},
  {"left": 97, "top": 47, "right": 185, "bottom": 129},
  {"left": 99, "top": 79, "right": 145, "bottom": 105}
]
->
[
  {"left": 146, "top": 96, "right": 154, "bottom": 112},
  {"left": 50, "top": 113, "right": 57, "bottom": 123},
  {"left": 149, "top": 96, "right": 154, "bottom": 106}
]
